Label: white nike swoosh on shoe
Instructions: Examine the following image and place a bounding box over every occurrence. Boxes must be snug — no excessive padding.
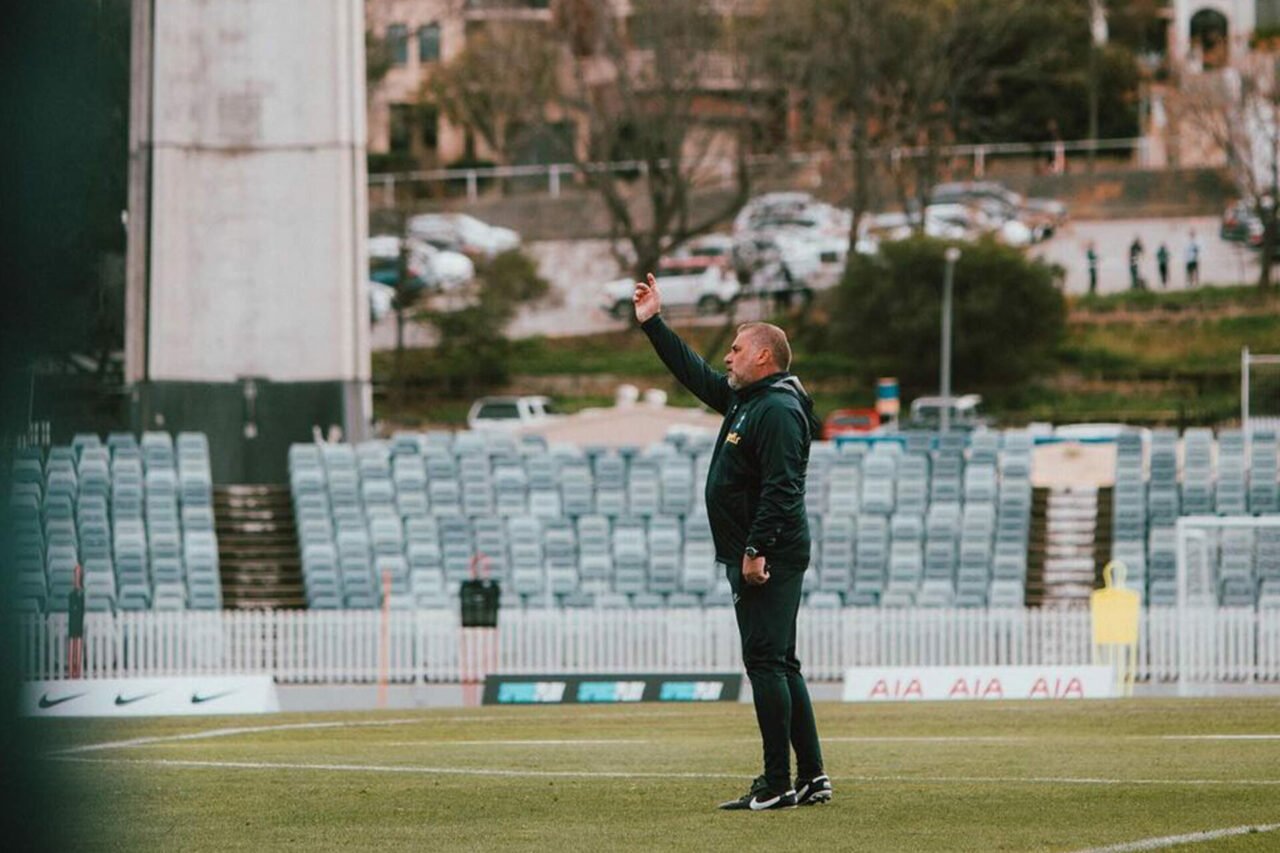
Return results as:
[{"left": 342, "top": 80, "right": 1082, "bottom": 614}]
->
[{"left": 748, "top": 794, "right": 782, "bottom": 811}]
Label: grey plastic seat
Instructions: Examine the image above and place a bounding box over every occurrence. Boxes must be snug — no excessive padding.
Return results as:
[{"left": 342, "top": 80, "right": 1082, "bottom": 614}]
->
[
  {"left": 805, "top": 591, "right": 842, "bottom": 608},
  {"left": 988, "top": 579, "right": 1024, "bottom": 608},
  {"left": 1249, "top": 432, "right": 1278, "bottom": 513}
]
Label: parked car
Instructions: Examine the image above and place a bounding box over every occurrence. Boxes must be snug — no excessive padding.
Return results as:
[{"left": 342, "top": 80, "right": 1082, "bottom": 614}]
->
[
  {"left": 907, "top": 394, "right": 990, "bottom": 431},
  {"left": 930, "top": 181, "right": 1066, "bottom": 241},
  {"left": 466, "top": 395, "right": 559, "bottom": 431},
  {"left": 928, "top": 203, "right": 1033, "bottom": 247},
  {"left": 860, "top": 203, "right": 1030, "bottom": 248},
  {"left": 736, "top": 225, "right": 850, "bottom": 281},
  {"left": 368, "top": 235, "right": 475, "bottom": 293},
  {"left": 733, "top": 192, "right": 821, "bottom": 234},
  {"left": 601, "top": 264, "right": 741, "bottom": 320},
  {"left": 1221, "top": 200, "right": 1260, "bottom": 243},
  {"left": 368, "top": 279, "right": 395, "bottom": 323},
  {"left": 821, "top": 408, "right": 882, "bottom": 440},
  {"left": 406, "top": 213, "right": 521, "bottom": 260},
  {"left": 661, "top": 234, "right": 735, "bottom": 274},
  {"left": 737, "top": 230, "right": 849, "bottom": 298}
]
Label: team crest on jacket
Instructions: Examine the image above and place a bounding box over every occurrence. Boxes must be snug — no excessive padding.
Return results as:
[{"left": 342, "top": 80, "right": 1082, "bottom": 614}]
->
[{"left": 725, "top": 413, "right": 746, "bottom": 444}]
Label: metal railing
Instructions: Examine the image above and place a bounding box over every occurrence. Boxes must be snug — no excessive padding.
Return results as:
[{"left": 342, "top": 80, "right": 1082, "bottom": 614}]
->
[
  {"left": 18, "top": 605, "right": 1280, "bottom": 687},
  {"left": 367, "top": 137, "right": 1152, "bottom": 204}
]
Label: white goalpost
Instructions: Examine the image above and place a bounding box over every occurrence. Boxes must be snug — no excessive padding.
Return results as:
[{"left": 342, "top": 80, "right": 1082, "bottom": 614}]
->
[
  {"left": 1175, "top": 515, "right": 1280, "bottom": 696},
  {"left": 1242, "top": 347, "right": 1280, "bottom": 443}
]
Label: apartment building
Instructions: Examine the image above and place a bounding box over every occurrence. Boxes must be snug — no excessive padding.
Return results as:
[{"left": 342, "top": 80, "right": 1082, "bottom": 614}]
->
[
  {"left": 364, "top": 0, "right": 556, "bottom": 168},
  {"left": 365, "top": 1, "right": 778, "bottom": 175}
]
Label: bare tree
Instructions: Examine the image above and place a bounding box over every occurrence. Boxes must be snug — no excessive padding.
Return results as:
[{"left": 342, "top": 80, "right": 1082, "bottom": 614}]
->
[
  {"left": 544, "top": 0, "right": 762, "bottom": 278},
  {"left": 422, "top": 1, "right": 763, "bottom": 278},
  {"left": 761, "top": 0, "right": 1036, "bottom": 242},
  {"left": 426, "top": 22, "right": 561, "bottom": 161},
  {"left": 1180, "top": 59, "right": 1279, "bottom": 288}
]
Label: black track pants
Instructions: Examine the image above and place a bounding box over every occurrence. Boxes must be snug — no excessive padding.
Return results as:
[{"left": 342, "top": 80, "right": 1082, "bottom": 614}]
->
[{"left": 728, "top": 562, "right": 825, "bottom": 793}]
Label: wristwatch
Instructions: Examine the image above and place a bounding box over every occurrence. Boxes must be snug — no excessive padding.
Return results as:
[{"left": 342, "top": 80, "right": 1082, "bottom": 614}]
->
[{"left": 744, "top": 546, "right": 762, "bottom": 560}]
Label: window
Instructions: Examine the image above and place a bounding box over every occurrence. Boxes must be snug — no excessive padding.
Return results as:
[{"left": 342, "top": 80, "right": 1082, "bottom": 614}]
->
[
  {"left": 418, "top": 24, "right": 441, "bottom": 63},
  {"left": 477, "top": 402, "right": 521, "bottom": 420},
  {"left": 387, "top": 24, "right": 408, "bottom": 65},
  {"left": 419, "top": 105, "right": 439, "bottom": 149},
  {"left": 389, "top": 104, "right": 413, "bottom": 153}
]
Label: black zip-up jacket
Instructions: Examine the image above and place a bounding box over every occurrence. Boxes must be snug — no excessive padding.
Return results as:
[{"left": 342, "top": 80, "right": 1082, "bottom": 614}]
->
[{"left": 642, "top": 315, "right": 821, "bottom": 569}]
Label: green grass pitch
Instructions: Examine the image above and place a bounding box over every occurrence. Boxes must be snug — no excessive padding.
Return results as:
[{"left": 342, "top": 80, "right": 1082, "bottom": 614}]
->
[{"left": 31, "top": 698, "right": 1280, "bottom": 851}]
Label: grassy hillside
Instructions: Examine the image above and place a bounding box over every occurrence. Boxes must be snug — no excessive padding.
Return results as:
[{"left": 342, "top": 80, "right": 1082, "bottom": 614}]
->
[{"left": 373, "top": 286, "right": 1280, "bottom": 429}]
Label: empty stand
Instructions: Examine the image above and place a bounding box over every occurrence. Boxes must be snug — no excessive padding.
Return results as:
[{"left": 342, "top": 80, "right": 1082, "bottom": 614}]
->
[
  {"left": 281, "top": 429, "right": 1037, "bottom": 611},
  {"left": 1111, "top": 429, "right": 1280, "bottom": 607},
  {"left": 6, "top": 431, "right": 219, "bottom": 613}
]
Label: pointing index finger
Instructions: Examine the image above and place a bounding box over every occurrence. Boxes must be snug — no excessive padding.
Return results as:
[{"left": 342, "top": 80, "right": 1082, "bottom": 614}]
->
[{"left": 647, "top": 273, "right": 656, "bottom": 287}]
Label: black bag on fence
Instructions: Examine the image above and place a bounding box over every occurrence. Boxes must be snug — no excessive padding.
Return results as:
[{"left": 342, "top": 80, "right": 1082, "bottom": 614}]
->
[{"left": 460, "top": 579, "right": 501, "bottom": 628}]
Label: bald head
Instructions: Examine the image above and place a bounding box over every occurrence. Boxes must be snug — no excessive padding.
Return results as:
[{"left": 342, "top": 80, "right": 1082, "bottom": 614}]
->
[
  {"left": 738, "top": 322, "right": 792, "bottom": 371},
  {"left": 724, "top": 322, "right": 792, "bottom": 389}
]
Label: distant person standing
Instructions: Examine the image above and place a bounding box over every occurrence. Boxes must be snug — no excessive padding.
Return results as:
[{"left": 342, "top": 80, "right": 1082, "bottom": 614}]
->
[
  {"left": 1185, "top": 230, "right": 1201, "bottom": 287},
  {"left": 68, "top": 564, "right": 85, "bottom": 679},
  {"left": 1086, "top": 242, "right": 1099, "bottom": 294},
  {"left": 1156, "top": 242, "right": 1170, "bottom": 288},
  {"left": 1128, "top": 236, "right": 1145, "bottom": 290}
]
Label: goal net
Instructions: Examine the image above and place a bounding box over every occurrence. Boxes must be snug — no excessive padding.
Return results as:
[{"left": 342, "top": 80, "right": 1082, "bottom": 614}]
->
[{"left": 1243, "top": 348, "right": 1280, "bottom": 440}]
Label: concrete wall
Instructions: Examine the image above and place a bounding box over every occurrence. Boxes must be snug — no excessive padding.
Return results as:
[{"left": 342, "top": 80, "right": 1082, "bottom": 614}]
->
[
  {"left": 125, "top": 0, "right": 372, "bottom": 479},
  {"left": 127, "top": 0, "right": 370, "bottom": 386}
]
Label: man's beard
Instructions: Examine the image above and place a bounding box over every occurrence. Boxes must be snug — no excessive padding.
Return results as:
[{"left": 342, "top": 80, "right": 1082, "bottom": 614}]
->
[{"left": 727, "top": 372, "right": 742, "bottom": 390}]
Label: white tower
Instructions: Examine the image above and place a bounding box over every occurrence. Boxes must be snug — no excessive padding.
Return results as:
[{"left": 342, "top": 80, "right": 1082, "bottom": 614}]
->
[{"left": 125, "top": 0, "right": 370, "bottom": 482}]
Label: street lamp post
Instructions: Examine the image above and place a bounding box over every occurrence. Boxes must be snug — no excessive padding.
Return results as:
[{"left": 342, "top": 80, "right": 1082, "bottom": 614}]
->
[{"left": 940, "top": 246, "right": 961, "bottom": 433}]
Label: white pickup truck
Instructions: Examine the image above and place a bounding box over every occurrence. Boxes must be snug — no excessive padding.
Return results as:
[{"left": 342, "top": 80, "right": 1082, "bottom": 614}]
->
[
  {"left": 466, "top": 395, "right": 559, "bottom": 431},
  {"left": 601, "top": 265, "right": 740, "bottom": 320}
]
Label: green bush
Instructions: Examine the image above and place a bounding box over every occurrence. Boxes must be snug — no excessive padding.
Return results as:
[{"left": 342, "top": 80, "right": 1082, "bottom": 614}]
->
[
  {"left": 406, "top": 248, "right": 553, "bottom": 397},
  {"left": 824, "top": 237, "right": 1066, "bottom": 393},
  {"left": 367, "top": 152, "right": 418, "bottom": 174}
]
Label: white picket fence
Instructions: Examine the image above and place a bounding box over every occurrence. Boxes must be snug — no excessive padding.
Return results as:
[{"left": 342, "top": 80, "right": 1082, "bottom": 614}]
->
[{"left": 17, "top": 607, "right": 1280, "bottom": 686}]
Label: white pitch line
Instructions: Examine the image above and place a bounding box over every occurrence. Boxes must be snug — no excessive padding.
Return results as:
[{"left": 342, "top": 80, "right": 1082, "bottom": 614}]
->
[
  {"left": 52, "top": 718, "right": 420, "bottom": 756},
  {"left": 53, "top": 756, "right": 741, "bottom": 780},
  {"left": 824, "top": 736, "right": 1036, "bottom": 743},
  {"left": 843, "top": 774, "right": 1280, "bottom": 787},
  {"left": 56, "top": 725, "right": 1280, "bottom": 758},
  {"left": 1159, "top": 734, "right": 1280, "bottom": 741},
  {"left": 1069, "top": 822, "right": 1280, "bottom": 852},
  {"left": 49, "top": 756, "right": 1280, "bottom": 787},
  {"left": 379, "top": 739, "right": 654, "bottom": 747}
]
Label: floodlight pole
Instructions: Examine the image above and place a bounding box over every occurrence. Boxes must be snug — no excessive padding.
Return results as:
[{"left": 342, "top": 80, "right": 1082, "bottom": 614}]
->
[
  {"left": 940, "top": 247, "right": 961, "bottom": 433},
  {"left": 1242, "top": 346, "right": 1250, "bottom": 449}
]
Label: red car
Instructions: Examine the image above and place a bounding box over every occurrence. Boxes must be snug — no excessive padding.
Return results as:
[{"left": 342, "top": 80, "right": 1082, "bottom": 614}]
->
[{"left": 822, "top": 408, "right": 881, "bottom": 440}]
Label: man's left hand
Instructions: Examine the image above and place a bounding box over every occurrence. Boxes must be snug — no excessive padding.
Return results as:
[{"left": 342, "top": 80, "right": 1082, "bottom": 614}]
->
[{"left": 742, "top": 554, "right": 770, "bottom": 586}]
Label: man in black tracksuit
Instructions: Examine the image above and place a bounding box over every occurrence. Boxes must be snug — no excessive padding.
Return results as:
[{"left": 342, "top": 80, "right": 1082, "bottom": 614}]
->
[{"left": 633, "top": 273, "right": 830, "bottom": 811}]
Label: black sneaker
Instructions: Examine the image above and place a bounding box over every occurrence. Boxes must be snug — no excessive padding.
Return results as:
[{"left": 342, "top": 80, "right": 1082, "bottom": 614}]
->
[
  {"left": 718, "top": 776, "right": 797, "bottom": 811},
  {"left": 794, "top": 774, "right": 832, "bottom": 806}
]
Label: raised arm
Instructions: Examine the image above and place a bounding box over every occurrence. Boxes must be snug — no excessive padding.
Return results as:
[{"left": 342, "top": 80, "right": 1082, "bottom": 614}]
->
[{"left": 634, "top": 273, "right": 732, "bottom": 414}]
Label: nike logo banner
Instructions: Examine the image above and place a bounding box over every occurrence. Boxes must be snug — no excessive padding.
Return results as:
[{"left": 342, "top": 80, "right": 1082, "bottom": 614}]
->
[
  {"left": 38, "top": 693, "right": 86, "bottom": 709},
  {"left": 190, "top": 691, "right": 236, "bottom": 705},
  {"left": 22, "top": 677, "right": 279, "bottom": 716}
]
